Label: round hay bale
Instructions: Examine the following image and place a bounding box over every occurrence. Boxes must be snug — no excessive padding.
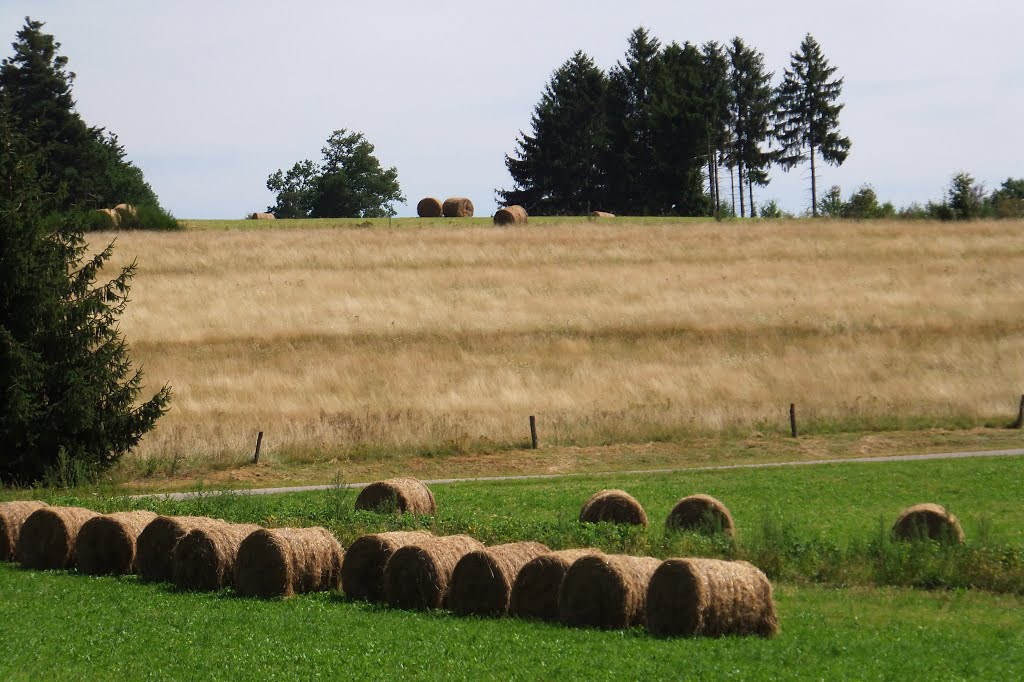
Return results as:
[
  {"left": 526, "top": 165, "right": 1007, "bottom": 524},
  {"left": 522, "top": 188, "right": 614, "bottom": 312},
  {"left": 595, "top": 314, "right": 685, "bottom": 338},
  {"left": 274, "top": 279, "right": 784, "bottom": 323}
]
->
[
  {"left": 646, "top": 558, "right": 779, "bottom": 638},
  {"left": 341, "top": 530, "right": 433, "bottom": 602},
  {"left": 354, "top": 478, "right": 436, "bottom": 515},
  {"left": 96, "top": 208, "right": 120, "bottom": 227},
  {"left": 416, "top": 197, "right": 443, "bottom": 218},
  {"left": 172, "top": 521, "right": 261, "bottom": 591},
  {"left": 16, "top": 506, "right": 99, "bottom": 570},
  {"left": 446, "top": 541, "right": 550, "bottom": 617},
  {"left": 113, "top": 203, "right": 137, "bottom": 217},
  {"left": 493, "top": 205, "right": 528, "bottom": 226},
  {"left": 579, "top": 489, "right": 648, "bottom": 527},
  {"left": 249, "top": 212, "right": 275, "bottom": 220},
  {"left": 589, "top": 211, "right": 615, "bottom": 218},
  {"left": 665, "top": 494, "right": 736, "bottom": 536},
  {"left": 234, "top": 527, "right": 344, "bottom": 598},
  {"left": 509, "top": 548, "right": 603, "bottom": 621},
  {"left": 558, "top": 554, "right": 662, "bottom": 629},
  {"left": 75, "top": 510, "right": 158, "bottom": 576},
  {"left": 383, "top": 534, "right": 485, "bottom": 610},
  {"left": 442, "top": 197, "right": 474, "bottom": 218},
  {"left": 0, "top": 501, "right": 48, "bottom": 562},
  {"left": 891, "top": 503, "right": 964, "bottom": 544},
  {"left": 136, "top": 515, "right": 223, "bottom": 583}
]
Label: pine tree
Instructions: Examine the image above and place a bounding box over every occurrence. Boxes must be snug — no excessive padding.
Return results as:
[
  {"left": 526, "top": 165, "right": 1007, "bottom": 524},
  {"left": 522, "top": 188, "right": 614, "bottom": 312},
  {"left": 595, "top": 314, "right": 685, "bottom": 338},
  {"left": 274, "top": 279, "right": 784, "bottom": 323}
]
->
[
  {"left": 605, "top": 28, "right": 662, "bottom": 215},
  {"left": 774, "top": 34, "right": 851, "bottom": 216},
  {"left": 0, "top": 17, "right": 157, "bottom": 212},
  {"left": 726, "top": 38, "right": 774, "bottom": 217},
  {"left": 498, "top": 51, "right": 608, "bottom": 214},
  {"left": 0, "top": 108, "right": 169, "bottom": 485},
  {"left": 700, "top": 42, "right": 732, "bottom": 215}
]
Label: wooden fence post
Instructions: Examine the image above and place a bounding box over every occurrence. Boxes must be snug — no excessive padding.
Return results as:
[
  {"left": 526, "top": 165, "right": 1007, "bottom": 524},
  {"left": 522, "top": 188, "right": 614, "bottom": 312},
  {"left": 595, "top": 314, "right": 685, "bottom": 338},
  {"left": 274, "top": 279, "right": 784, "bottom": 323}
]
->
[
  {"left": 789, "top": 403, "right": 798, "bottom": 438},
  {"left": 529, "top": 416, "right": 538, "bottom": 449},
  {"left": 253, "top": 431, "right": 264, "bottom": 464}
]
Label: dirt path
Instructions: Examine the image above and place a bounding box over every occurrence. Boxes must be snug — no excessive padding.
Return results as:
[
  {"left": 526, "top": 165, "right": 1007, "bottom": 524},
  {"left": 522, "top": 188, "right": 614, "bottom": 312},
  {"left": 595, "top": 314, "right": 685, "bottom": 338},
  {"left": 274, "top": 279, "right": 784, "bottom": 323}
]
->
[{"left": 136, "top": 446, "right": 1024, "bottom": 501}]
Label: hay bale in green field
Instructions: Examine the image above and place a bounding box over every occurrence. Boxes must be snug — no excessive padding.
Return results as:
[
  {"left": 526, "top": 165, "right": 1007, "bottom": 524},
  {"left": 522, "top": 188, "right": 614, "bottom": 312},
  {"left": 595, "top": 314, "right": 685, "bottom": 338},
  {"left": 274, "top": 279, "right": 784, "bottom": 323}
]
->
[
  {"left": 342, "top": 530, "right": 433, "bottom": 602},
  {"left": 579, "top": 489, "right": 648, "bottom": 526},
  {"left": 446, "top": 541, "right": 550, "bottom": 617},
  {"left": 665, "top": 494, "right": 736, "bottom": 536},
  {"left": 0, "top": 501, "right": 48, "bottom": 562},
  {"left": 16, "top": 506, "right": 99, "bottom": 570},
  {"left": 76, "top": 510, "right": 158, "bottom": 575},
  {"left": 558, "top": 554, "right": 661, "bottom": 629},
  {"left": 891, "top": 503, "right": 964, "bottom": 544},
  {"left": 234, "top": 527, "right": 344, "bottom": 598}
]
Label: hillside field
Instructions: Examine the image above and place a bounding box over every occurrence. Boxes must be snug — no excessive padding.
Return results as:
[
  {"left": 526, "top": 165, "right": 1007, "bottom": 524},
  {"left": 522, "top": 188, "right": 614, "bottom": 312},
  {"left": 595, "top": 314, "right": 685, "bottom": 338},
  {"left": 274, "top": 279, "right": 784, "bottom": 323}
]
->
[{"left": 90, "top": 217, "right": 1024, "bottom": 483}]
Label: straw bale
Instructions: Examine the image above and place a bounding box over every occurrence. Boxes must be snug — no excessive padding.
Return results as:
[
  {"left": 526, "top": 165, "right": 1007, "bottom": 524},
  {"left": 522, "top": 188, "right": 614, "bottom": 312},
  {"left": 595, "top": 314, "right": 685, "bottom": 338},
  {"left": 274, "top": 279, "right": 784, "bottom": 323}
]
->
[
  {"left": 579, "top": 489, "right": 648, "bottom": 526},
  {"left": 0, "top": 501, "right": 48, "bottom": 562},
  {"left": 383, "top": 534, "right": 485, "bottom": 610},
  {"left": 589, "top": 211, "right": 615, "bottom": 218},
  {"left": 354, "top": 477, "right": 436, "bottom": 515},
  {"left": 558, "top": 554, "right": 661, "bottom": 629},
  {"left": 113, "top": 203, "right": 137, "bottom": 217},
  {"left": 891, "top": 503, "right": 965, "bottom": 544},
  {"left": 172, "top": 521, "right": 261, "bottom": 591},
  {"left": 442, "top": 197, "right": 474, "bottom": 217},
  {"left": 646, "top": 558, "right": 779, "bottom": 637},
  {"left": 666, "top": 494, "right": 736, "bottom": 536},
  {"left": 509, "top": 548, "right": 603, "bottom": 621},
  {"left": 341, "top": 530, "right": 433, "bottom": 602},
  {"left": 96, "top": 208, "right": 120, "bottom": 227},
  {"left": 16, "top": 506, "right": 99, "bottom": 570},
  {"left": 136, "top": 515, "right": 223, "bottom": 583},
  {"left": 416, "top": 197, "right": 443, "bottom": 218},
  {"left": 249, "top": 212, "right": 275, "bottom": 220},
  {"left": 76, "top": 510, "right": 158, "bottom": 575},
  {"left": 493, "top": 205, "right": 528, "bottom": 226},
  {"left": 446, "top": 541, "right": 550, "bottom": 616},
  {"left": 235, "top": 527, "right": 344, "bottom": 598}
]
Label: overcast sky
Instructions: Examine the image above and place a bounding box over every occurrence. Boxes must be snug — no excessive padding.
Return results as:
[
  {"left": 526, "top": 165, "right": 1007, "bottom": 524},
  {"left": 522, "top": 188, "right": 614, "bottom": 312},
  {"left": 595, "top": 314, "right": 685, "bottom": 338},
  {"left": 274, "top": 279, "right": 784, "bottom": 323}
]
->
[{"left": 2, "top": 1, "right": 1021, "bottom": 218}]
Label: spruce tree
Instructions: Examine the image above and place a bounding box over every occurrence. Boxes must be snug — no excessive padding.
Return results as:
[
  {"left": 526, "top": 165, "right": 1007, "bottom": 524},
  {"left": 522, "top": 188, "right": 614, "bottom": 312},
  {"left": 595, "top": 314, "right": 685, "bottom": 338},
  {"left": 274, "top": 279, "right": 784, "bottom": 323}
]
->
[
  {"left": 498, "top": 51, "right": 608, "bottom": 214},
  {"left": 726, "top": 38, "right": 774, "bottom": 217},
  {"left": 774, "top": 34, "right": 851, "bottom": 216},
  {"left": 0, "top": 108, "right": 169, "bottom": 485},
  {"left": 700, "top": 42, "right": 732, "bottom": 215},
  {"left": 0, "top": 17, "right": 157, "bottom": 212}
]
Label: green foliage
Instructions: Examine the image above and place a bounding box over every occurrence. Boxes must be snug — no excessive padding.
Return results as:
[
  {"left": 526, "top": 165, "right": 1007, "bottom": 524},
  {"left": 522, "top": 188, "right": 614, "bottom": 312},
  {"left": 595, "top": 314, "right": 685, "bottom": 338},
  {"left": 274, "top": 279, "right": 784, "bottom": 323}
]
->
[
  {"left": 774, "top": 34, "right": 851, "bottom": 216},
  {"left": 726, "top": 37, "right": 775, "bottom": 217},
  {"left": 0, "top": 113, "right": 170, "bottom": 485},
  {"left": 947, "top": 171, "right": 985, "bottom": 220},
  {"left": 700, "top": 41, "right": 733, "bottom": 216},
  {"left": 499, "top": 51, "right": 608, "bottom": 214},
  {"left": 757, "top": 199, "right": 786, "bottom": 219},
  {"left": 817, "top": 185, "right": 845, "bottom": 217},
  {"left": 266, "top": 130, "right": 404, "bottom": 219},
  {"left": 0, "top": 17, "right": 161, "bottom": 214},
  {"left": 991, "top": 177, "right": 1024, "bottom": 218}
]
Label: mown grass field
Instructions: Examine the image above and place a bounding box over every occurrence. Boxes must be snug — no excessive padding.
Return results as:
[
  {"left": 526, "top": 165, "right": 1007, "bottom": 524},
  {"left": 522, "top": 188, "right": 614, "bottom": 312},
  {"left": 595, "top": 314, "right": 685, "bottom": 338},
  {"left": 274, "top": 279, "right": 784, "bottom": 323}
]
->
[{"left": 83, "top": 217, "right": 1024, "bottom": 487}]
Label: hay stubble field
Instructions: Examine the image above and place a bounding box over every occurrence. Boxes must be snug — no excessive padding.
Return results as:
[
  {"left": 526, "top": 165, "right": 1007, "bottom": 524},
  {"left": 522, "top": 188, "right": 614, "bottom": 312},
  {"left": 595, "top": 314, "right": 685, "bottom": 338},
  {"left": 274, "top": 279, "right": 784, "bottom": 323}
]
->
[{"left": 99, "top": 218, "right": 1024, "bottom": 484}]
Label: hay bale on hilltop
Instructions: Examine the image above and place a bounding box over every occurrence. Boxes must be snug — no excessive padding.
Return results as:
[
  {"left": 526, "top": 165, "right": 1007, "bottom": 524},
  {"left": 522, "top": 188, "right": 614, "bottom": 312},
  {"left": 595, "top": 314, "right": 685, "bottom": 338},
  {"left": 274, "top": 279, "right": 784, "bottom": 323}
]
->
[
  {"left": 558, "top": 554, "right": 661, "bottom": 629},
  {"left": 646, "top": 558, "right": 778, "bottom": 638},
  {"left": 446, "top": 541, "right": 550, "bottom": 617},
  {"left": 383, "top": 534, "right": 484, "bottom": 610},
  {"left": 416, "top": 197, "right": 443, "bottom": 218},
  {"left": 172, "top": 521, "right": 261, "bottom": 591},
  {"left": 96, "top": 208, "right": 120, "bottom": 227},
  {"left": 136, "top": 515, "right": 223, "bottom": 583},
  {"left": 891, "top": 503, "right": 964, "bottom": 544},
  {"left": 589, "top": 211, "right": 615, "bottom": 218},
  {"left": 76, "top": 510, "right": 158, "bottom": 575},
  {"left": 355, "top": 478, "right": 436, "bottom": 515},
  {"left": 666, "top": 494, "right": 736, "bottom": 536},
  {"left": 493, "top": 205, "right": 528, "bottom": 226},
  {"left": 113, "top": 203, "right": 137, "bottom": 217},
  {"left": 442, "top": 197, "right": 474, "bottom": 217},
  {"left": 579, "top": 489, "right": 648, "bottom": 527},
  {"left": 234, "top": 527, "right": 344, "bottom": 598},
  {"left": 342, "top": 530, "right": 433, "bottom": 602},
  {"left": 0, "top": 501, "right": 48, "bottom": 562},
  {"left": 249, "top": 212, "right": 275, "bottom": 220},
  {"left": 16, "top": 506, "right": 99, "bottom": 570},
  {"left": 509, "top": 548, "right": 603, "bottom": 622}
]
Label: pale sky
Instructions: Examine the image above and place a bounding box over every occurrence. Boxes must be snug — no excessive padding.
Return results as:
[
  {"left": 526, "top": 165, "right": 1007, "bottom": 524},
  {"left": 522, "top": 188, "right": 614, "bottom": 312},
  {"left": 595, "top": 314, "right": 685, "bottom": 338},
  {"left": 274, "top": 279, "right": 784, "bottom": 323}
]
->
[{"left": 2, "top": 1, "right": 1021, "bottom": 218}]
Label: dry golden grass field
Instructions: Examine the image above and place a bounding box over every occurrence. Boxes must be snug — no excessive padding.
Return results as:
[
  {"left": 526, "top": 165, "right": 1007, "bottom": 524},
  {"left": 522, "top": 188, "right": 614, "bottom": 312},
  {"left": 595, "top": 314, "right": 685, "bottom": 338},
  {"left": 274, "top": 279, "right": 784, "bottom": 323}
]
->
[{"left": 96, "top": 218, "right": 1024, "bottom": 486}]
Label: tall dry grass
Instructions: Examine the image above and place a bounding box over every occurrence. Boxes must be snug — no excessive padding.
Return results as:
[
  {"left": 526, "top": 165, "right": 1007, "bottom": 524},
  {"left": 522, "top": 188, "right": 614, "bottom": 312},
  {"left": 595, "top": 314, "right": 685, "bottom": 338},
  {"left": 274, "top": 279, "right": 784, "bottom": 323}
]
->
[{"left": 95, "top": 219, "right": 1024, "bottom": 472}]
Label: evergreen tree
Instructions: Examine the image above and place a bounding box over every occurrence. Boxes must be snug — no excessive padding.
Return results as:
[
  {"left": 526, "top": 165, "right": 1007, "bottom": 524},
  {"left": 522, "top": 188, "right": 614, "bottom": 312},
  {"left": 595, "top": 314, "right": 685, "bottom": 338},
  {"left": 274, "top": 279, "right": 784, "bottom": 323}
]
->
[
  {"left": 0, "top": 109, "right": 170, "bottom": 484},
  {"left": 774, "top": 34, "right": 851, "bottom": 216},
  {"left": 700, "top": 41, "right": 732, "bottom": 215},
  {"left": 498, "top": 51, "right": 608, "bottom": 214},
  {"left": 0, "top": 17, "right": 157, "bottom": 212},
  {"left": 726, "top": 37, "right": 774, "bottom": 217},
  {"left": 649, "top": 41, "right": 708, "bottom": 215},
  {"left": 605, "top": 27, "right": 662, "bottom": 214}
]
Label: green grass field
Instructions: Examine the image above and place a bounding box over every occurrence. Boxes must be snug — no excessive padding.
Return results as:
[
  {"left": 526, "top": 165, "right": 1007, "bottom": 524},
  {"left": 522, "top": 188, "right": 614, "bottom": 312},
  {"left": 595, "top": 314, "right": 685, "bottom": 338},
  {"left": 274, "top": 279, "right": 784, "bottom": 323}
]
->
[{"left": 1, "top": 565, "right": 1020, "bottom": 681}]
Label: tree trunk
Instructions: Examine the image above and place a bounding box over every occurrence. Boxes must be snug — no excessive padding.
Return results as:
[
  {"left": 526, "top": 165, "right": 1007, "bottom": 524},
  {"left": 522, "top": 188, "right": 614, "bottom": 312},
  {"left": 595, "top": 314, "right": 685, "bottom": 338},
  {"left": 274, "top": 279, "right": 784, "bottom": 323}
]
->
[
  {"left": 810, "top": 142, "right": 818, "bottom": 217},
  {"left": 729, "top": 165, "right": 736, "bottom": 215},
  {"left": 748, "top": 176, "right": 756, "bottom": 217},
  {"left": 738, "top": 162, "right": 746, "bottom": 218},
  {"left": 713, "top": 150, "right": 721, "bottom": 213}
]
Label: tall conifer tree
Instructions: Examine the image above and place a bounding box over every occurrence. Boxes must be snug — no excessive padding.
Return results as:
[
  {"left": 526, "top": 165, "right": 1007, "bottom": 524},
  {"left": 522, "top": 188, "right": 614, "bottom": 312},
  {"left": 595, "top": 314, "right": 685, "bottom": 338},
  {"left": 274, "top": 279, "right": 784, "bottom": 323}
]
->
[
  {"left": 774, "top": 34, "right": 851, "bottom": 216},
  {"left": 726, "top": 37, "right": 774, "bottom": 217}
]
